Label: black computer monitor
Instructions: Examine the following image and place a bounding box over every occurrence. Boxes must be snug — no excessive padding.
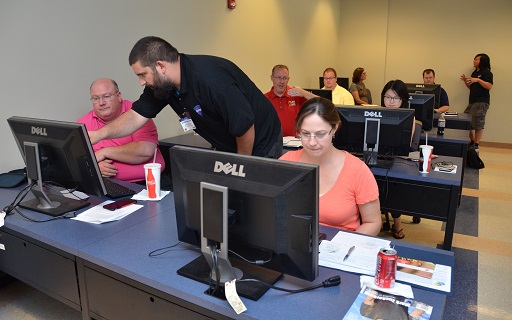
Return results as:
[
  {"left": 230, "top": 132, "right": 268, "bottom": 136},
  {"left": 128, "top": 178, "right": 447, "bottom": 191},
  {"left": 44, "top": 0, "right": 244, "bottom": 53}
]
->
[
  {"left": 333, "top": 105, "right": 415, "bottom": 167},
  {"left": 303, "top": 88, "right": 333, "bottom": 101},
  {"left": 7, "top": 116, "right": 111, "bottom": 216},
  {"left": 409, "top": 93, "right": 435, "bottom": 131},
  {"left": 405, "top": 83, "right": 441, "bottom": 110},
  {"left": 170, "top": 145, "right": 319, "bottom": 300}
]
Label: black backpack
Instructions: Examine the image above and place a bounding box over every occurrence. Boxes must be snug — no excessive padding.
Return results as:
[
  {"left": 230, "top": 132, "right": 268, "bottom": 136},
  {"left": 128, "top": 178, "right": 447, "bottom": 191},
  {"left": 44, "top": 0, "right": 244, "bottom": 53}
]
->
[
  {"left": 0, "top": 168, "right": 27, "bottom": 188},
  {"left": 466, "top": 149, "right": 485, "bottom": 169}
]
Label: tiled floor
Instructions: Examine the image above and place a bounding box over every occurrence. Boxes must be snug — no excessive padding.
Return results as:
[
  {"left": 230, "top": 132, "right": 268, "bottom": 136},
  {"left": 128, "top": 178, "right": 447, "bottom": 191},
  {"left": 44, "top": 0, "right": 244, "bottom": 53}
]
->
[{"left": 1, "top": 145, "right": 511, "bottom": 319}]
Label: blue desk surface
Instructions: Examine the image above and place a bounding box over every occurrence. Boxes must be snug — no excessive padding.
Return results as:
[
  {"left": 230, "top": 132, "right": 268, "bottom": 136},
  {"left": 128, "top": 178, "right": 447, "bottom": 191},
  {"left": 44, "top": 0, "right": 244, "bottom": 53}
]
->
[
  {"left": 1, "top": 183, "right": 175, "bottom": 256},
  {"left": 1, "top": 182, "right": 452, "bottom": 319},
  {"left": 79, "top": 209, "right": 452, "bottom": 319}
]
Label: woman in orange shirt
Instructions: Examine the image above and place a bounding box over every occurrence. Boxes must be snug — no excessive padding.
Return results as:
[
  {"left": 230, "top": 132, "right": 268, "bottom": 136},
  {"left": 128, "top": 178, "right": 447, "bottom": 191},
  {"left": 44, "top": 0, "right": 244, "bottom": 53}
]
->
[{"left": 280, "top": 97, "right": 381, "bottom": 235}]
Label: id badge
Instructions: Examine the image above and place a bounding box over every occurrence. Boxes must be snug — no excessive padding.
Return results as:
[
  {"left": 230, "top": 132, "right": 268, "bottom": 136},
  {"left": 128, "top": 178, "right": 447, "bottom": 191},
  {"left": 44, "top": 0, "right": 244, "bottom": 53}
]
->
[{"left": 179, "top": 117, "right": 196, "bottom": 132}]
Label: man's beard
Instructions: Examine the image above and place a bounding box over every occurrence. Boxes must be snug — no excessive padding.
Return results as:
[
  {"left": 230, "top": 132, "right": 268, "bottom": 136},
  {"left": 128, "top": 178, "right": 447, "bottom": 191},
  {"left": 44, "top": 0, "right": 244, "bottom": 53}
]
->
[{"left": 150, "top": 73, "right": 176, "bottom": 100}]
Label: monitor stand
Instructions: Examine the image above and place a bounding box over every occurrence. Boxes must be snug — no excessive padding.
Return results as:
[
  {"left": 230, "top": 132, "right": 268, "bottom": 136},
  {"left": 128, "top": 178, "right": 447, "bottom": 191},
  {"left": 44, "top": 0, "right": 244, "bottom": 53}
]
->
[
  {"left": 177, "top": 255, "right": 282, "bottom": 301},
  {"left": 362, "top": 151, "right": 395, "bottom": 169},
  {"left": 20, "top": 193, "right": 89, "bottom": 216},
  {"left": 21, "top": 141, "right": 90, "bottom": 216}
]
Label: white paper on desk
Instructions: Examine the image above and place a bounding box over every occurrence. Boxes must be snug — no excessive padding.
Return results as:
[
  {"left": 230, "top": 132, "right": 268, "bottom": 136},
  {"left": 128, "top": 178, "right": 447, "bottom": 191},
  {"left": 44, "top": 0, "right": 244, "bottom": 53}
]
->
[
  {"left": 319, "top": 231, "right": 390, "bottom": 275},
  {"left": 360, "top": 275, "right": 414, "bottom": 299},
  {"left": 434, "top": 164, "right": 457, "bottom": 174},
  {"left": 131, "top": 189, "right": 170, "bottom": 201},
  {"left": 283, "top": 136, "right": 302, "bottom": 148},
  {"left": 72, "top": 200, "right": 142, "bottom": 224},
  {"left": 60, "top": 189, "right": 89, "bottom": 200}
]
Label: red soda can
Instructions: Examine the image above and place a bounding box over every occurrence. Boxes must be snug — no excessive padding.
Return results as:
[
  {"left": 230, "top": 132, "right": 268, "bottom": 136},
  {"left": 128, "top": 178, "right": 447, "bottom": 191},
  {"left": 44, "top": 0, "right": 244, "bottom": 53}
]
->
[{"left": 374, "top": 248, "right": 397, "bottom": 288}]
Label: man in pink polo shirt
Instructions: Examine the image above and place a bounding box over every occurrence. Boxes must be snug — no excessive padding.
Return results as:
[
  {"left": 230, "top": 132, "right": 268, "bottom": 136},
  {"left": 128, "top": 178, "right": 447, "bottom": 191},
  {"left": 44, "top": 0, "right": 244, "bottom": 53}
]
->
[{"left": 77, "top": 78, "right": 165, "bottom": 182}]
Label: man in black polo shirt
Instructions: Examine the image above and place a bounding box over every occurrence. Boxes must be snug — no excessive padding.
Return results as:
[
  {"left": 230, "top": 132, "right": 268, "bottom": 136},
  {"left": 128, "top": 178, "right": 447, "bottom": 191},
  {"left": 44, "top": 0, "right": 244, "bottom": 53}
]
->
[{"left": 89, "top": 36, "right": 282, "bottom": 158}]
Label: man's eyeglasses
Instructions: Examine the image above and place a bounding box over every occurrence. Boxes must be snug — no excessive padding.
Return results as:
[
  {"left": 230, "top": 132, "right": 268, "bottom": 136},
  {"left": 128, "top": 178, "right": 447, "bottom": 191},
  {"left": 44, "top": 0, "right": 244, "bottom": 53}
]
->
[
  {"left": 383, "top": 95, "right": 402, "bottom": 102},
  {"left": 90, "top": 92, "right": 119, "bottom": 104},
  {"left": 324, "top": 77, "right": 336, "bottom": 80},
  {"left": 298, "top": 130, "right": 333, "bottom": 140},
  {"left": 272, "top": 76, "right": 289, "bottom": 82}
]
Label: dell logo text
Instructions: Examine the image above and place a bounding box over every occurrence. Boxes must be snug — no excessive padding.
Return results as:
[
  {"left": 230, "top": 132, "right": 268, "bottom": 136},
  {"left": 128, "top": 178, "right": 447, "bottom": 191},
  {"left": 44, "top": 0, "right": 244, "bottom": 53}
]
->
[
  {"left": 214, "top": 161, "right": 246, "bottom": 177},
  {"left": 364, "top": 111, "right": 383, "bottom": 118},
  {"left": 31, "top": 126, "right": 48, "bottom": 136}
]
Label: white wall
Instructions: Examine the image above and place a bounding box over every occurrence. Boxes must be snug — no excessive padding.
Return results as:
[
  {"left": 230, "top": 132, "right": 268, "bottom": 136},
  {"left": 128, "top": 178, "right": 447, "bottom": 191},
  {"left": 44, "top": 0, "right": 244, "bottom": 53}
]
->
[
  {"left": 339, "top": 0, "right": 512, "bottom": 145},
  {"left": 0, "top": 0, "right": 341, "bottom": 172},
  {"left": 2, "top": 0, "right": 509, "bottom": 173}
]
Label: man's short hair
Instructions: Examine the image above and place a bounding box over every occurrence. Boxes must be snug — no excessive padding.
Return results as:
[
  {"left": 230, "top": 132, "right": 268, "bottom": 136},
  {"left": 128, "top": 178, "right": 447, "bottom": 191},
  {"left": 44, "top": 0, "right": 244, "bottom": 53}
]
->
[
  {"left": 129, "top": 36, "right": 179, "bottom": 68},
  {"left": 271, "top": 64, "right": 289, "bottom": 75},
  {"left": 323, "top": 67, "right": 337, "bottom": 77},
  {"left": 423, "top": 69, "right": 435, "bottom": 77}
]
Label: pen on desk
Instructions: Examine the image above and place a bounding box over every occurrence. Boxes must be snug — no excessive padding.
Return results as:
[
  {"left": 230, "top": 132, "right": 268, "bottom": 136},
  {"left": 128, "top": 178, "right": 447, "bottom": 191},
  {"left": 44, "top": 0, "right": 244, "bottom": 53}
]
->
[{"left": 343, "top": 246, "right": 355, "bottom": 262}]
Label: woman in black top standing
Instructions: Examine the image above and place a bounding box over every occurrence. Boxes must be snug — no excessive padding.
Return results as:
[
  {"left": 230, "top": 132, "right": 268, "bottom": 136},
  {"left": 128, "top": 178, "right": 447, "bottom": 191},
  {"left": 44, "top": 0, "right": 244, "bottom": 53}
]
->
[{"left": 460, "top": 54, "right": 493, "bottom": 152}]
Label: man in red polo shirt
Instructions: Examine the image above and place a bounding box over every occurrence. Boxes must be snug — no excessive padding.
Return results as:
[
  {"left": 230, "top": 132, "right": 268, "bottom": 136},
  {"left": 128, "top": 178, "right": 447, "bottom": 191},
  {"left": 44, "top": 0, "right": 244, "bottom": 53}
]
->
[{"left": 264, "top": 65, "right": 317, "bottom": 136}]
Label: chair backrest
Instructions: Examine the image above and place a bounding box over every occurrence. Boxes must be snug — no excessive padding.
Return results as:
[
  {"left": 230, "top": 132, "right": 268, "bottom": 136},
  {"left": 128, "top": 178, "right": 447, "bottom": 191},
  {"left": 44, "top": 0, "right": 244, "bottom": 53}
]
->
[
  {"left": 410, "top": 121, "right": 422, "bottom": 151},
  {"left": 366, "top": 88, "right": 372, "bottom": 104}
]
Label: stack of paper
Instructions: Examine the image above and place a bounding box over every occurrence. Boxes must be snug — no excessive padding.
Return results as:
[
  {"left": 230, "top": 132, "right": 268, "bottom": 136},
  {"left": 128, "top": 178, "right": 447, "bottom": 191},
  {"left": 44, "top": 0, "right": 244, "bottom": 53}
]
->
[
  {"left": 72, "top": 200, "right": 142, "bottom": 224},
  {"left": 283, "top": 136, "right": 302, "bottom": 148}
]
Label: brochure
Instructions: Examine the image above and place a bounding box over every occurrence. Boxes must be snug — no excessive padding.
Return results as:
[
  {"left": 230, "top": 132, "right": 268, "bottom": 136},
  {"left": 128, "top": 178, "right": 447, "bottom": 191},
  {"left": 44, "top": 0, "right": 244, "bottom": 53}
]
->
[
  {"left": 342, "top": 286, "right": 433, "bottom": 320},
  {"left": 396, "top": 257, "right": 451, "bottom": 293}
]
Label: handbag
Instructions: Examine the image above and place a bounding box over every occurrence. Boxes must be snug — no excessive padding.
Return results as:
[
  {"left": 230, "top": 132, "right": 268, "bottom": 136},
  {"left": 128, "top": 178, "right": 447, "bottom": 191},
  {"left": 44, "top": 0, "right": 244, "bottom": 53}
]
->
[{"left": 466, "top": 149, "right": 485, "bottom": 169}]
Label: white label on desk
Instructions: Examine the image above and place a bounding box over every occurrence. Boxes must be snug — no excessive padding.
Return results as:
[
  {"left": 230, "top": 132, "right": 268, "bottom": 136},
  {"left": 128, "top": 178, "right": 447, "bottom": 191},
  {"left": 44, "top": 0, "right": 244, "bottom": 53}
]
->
[
  {"left": 225, "top": 279, "right": 247, "bottom": 314},
  {"left": 0, "top": 243, "right": 4, "bottom": 251},
  {"left": 0, "top": 211, "right": 5, "bottom": 227}
]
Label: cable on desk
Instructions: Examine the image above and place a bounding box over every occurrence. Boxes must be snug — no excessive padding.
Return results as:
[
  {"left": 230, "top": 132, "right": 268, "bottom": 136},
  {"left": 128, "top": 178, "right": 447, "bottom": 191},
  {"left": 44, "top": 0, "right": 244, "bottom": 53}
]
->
[
  {"left": 207, "top": 245, "right": 222, "bottom": 297},
  {"left": 2, "top": 181, "right": 77, "bottom": 222},
  {"left": 237, "top": 275, "right": 341, "bottom": 294},
  {"left": 148, "top": 241, "right": 184, "bottom": 257},
  {"left": 44, "top": 181, "right": 88, "bottom": 201},
  {"left": 3, "top": 180, "right": 35, "bottom": 215},
  {"left": 228, "top": 249, "right": 272, "bottom": 265}
]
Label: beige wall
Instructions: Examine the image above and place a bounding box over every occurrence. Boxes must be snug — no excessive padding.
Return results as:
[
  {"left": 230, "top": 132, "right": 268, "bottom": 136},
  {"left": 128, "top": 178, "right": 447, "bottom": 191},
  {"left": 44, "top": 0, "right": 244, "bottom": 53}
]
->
[
  {"left": 0, "top": 0, "right": 341, "bottom": 172},
  {"left": 1, "top": 0, "right": 510, "bottom": 173},
  {"left": 339, "top": 0, "right": 512, "bottom": 145}
]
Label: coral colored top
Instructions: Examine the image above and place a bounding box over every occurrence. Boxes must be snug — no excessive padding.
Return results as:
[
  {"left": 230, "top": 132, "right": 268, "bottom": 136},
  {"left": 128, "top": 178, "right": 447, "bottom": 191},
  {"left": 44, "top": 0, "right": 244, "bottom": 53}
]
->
[{"left": 280, "top": 150, "right": 379, "bottom": 231}]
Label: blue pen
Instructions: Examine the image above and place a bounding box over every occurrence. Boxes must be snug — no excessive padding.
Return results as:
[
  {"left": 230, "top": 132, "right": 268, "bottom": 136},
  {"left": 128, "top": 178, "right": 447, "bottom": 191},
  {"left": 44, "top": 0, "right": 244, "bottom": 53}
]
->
[{"left": 343, "top": 246, "right": 355, "bottom": 261}]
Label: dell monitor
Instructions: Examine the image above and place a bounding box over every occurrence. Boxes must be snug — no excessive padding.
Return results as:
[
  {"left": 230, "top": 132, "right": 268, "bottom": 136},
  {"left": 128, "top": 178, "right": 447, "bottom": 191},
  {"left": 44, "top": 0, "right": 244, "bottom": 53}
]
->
[
  {"left": 409, "top": 93, "right": 435, "bottom": 131},
  {"left": 7, "top": 116, "right": 116, "bottom": 216},
  {"left": 333, "top": 105, "right": 415, "bottom": 168},
  {"left": 406, "top": 83, "right": 441, "bottom": 110},
  {"left": 170, "top": 145, "right": 319, "bottom": 300},
  {"left": 304, "top": 88, "right": 333, "bottom": 101}
]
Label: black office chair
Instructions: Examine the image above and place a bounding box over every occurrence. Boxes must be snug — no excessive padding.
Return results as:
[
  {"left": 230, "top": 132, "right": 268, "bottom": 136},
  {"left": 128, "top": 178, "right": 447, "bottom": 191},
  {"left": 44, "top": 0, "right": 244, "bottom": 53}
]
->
[
  {"left": 366, "top": 88, "right": 373, "bottom": 105},
  {"left": 382, "top": 120, "right": 423, "bottom": 232}
]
